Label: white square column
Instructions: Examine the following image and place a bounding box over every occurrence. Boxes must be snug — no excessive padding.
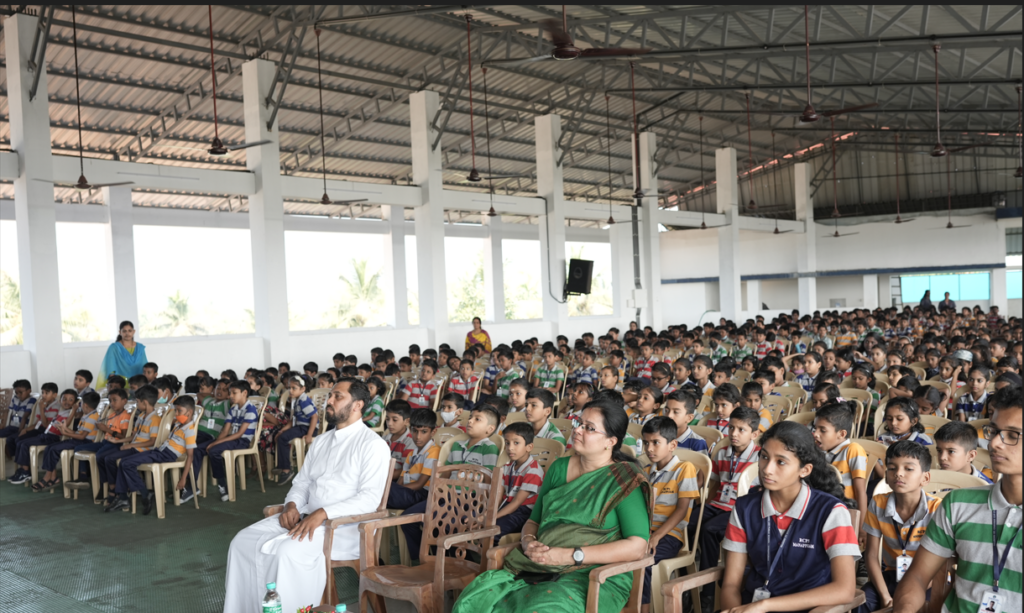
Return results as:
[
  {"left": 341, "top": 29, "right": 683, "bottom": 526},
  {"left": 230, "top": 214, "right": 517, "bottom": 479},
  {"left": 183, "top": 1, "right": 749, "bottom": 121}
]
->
[
  {"left": 634, "top": 132, "right": 663, "bottom": 331},
  {"left": 794, "top": 162, "right": 817, "bottom": 314},
  {"left": 6, "top": 13, "right": 66, "bottom": 385},
  {"left": 609, "top": 221, "right": 633, "bottom": 320},
  {"left": 242, "top": 59, "right": 290, "bottom": 364},
  {"left": 483, "top": 215, "right": 506, "bottom": 323},
  {"left": 409, "top": 90, "right": 448, "bottom": 348},
  {"left": 991, "top": 268, "right": 1007, "bottom": 313},
  {"left": 102, "top": 186, "right": 139, "bottom": 326},
  {"left": 716, "top": 147, "right": 741, "bottom": 322},
  {"left": 863, "top": 274, "right": 879, "bottom": 309},
  {"left": 746, "top": 280, "right": 762, "bottom": 315},
  {"left": 382, "top": 205, "right": 408, "bottom": 328},
  {"left": 536, "top": 114, "right": 569, "bottom": 338}
]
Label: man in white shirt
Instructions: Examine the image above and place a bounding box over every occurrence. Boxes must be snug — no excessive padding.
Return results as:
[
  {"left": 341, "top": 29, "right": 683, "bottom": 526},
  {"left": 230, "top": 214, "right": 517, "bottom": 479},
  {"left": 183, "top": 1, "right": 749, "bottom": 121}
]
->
[{"left": 223, "top": 378, "right": 391, "bottom": 613}]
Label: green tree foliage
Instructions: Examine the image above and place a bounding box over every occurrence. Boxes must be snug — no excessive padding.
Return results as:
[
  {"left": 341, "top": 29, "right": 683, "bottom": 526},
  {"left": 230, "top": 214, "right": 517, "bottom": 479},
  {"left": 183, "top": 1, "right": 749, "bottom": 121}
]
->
[
  {"left": 328, "top": 259, "right": 385, "bottom": 328},
  {"left": 154, "top": 290, "right": 208, "bottom": 336},
  {"left": 448, "top": 253, "right": 486, "bottom": 323},
  {"left": 0, "top": 270, "right": 23, "bottom": 345}
]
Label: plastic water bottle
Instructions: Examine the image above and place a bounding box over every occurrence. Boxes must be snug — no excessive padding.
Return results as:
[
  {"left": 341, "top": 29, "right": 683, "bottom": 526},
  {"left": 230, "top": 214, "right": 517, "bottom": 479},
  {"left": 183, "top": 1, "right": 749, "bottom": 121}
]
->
[{"left": 262, "top": 582, "right": 282, "bottom": 613}]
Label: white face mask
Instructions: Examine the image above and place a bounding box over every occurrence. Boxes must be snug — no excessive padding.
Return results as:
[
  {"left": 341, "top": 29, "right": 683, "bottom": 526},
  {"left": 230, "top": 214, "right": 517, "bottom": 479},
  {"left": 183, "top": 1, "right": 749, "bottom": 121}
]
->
[{"left": 440, "top": 410, "right": 458, "bottom": 423}]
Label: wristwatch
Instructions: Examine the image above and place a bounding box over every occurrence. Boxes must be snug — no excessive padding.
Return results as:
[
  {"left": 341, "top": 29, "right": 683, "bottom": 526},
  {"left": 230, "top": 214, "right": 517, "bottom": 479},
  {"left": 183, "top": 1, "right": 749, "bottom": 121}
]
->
[{"left": 572, "top": 547, "right": 585, "bottom": 566}]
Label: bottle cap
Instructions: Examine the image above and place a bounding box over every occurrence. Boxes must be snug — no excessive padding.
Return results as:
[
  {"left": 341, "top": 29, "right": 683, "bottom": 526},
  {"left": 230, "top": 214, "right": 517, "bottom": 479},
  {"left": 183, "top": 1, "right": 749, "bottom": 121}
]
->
[
  {"left": 267, "top": 582, "right": 276, "bottom": 590},
  {"left": 336, "top": 606, "right": 347, "bottom": 613}
]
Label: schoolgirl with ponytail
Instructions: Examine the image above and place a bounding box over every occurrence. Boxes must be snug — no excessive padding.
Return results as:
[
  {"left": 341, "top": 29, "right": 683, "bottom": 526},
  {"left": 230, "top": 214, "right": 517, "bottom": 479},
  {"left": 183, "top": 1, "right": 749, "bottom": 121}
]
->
[
  {"left": 718, "top": 421, "right": 860, "bottom": 613},
  {"left": 878, "top": 398, "right": 932, "bottom": 446},
  {"left": 849, "top": 363, "right": 880, "bottom": 412}
]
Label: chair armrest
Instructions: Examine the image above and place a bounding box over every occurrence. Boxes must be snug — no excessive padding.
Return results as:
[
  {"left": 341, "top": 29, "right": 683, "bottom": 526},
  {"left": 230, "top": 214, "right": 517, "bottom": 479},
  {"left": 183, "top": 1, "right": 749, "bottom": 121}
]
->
[
  {"left": 439, "top": 526, "right": 502, "bottom": 551},
  {"left": 357, "top": 513, "right": 425, "bottom": 532},
  {"left": 263, "top": 504, "right": 284, "bottom": 518},
  {"left": 868, "top": 606, "right": 892, "bottom": 613},
  {"left": 486, "top": 542, "right": 522, "bottom": 571},
  {"left": 588, "top": 554, "right": 655, "bottom": 585},
  {"left": 807, "top": 589, "right": 866, "bottom": 613},
  {"left": 661, "top": 566, "right": 724, "bottom": 601},
  {"left": 325, "top": 509, "right": 389, "bottom": 530}
]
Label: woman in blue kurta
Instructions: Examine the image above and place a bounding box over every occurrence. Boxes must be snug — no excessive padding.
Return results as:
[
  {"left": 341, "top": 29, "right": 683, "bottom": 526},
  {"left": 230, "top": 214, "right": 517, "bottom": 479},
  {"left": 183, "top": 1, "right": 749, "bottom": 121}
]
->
[
  {"left": 97, "top": 321, "right": 148, "bottom": 390},
  {"left": 452, "top": 398, "right": 652, "bottom": 613}
]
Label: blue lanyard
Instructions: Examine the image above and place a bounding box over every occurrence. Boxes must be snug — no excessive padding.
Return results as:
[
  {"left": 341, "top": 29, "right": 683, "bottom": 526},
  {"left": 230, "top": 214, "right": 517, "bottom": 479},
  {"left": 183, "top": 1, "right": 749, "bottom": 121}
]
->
[
  {"left": 991, "top": 510, "right": 1023, "bottom": 592},
  {"left": 764, "top": 517, "right": 795, "bottom": 588}
]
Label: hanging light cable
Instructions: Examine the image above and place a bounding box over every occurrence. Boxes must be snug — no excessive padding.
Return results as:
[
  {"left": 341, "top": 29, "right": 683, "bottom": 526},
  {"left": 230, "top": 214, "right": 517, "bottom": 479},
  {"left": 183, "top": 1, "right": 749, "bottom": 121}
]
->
[
  {"left": 745, "top": 92, "right": 756, "bottom": 209},
  {"left": 464, "top": 14, "right": 480, "bottom": 182},
  {"left": 1016, "top": 84, "right": 1022, "bottom": 178},
  {"left": 605, "top": 94, "right": 615, "bottom": 225},
  {"left": 482, "top": 66, "right": 497, "bottom": 217},
  {"left": 931, "top": 44, "right": 947, "bottom": 157},
  {"left": 630, "top": 62, "right": 643, "bottom": 200},
  {"left": 314, "top": 28, "right": 331, "bottom": 204},
  {"left": 800, "top": 5, "right": 818, "bottom": 123},
  {"left": 699, "top": 115, "right": 708, "bottom": 230}
]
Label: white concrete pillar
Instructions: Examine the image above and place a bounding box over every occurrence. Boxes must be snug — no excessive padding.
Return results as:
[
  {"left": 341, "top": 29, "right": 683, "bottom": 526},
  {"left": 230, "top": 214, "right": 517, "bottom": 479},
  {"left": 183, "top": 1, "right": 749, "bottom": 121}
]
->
[
  {"left": 715, "top": 147, "right": 741, "bottom": 322},
  {"left": 609, "top": 222, "right": 633, "bottom": 320},
  {"left": 991, "top": 268, "right": 1007, "bottom": 313},
  {"left": 483, "top": 215, "right": 506, "bottom": 323},
  {"left": 409, "top": 90, "right": 448, "bottom": 347},
  {"left": 863, "top": 274, "right": 879, "bottom": 309},
  {"left": 747, "top": 280, "right": 762, "bottom": 315},
  {"left": 382, "top": 205, "right": 408, "bottom": 328},
  {"left": 6, "top": 13, "right": 66, "bottom": 385},
  {"left": 794, "top": 162, "right": 818, "bottom": 315},
  {"left": 242, "top": 59, "right": 290, "bottom": 364},
  {"left": 535, "top": 114, "right": 569, "bottom": 337},
  {"left": 634, "top": 132, "right": 663, "bottom": 331},
  {"left": 102, "top": 186, "right": 139, "bottom": 326}
]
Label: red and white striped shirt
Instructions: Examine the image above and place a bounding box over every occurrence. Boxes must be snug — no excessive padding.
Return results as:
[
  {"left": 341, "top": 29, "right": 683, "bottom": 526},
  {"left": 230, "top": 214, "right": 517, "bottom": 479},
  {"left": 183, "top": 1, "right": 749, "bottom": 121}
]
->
[{"left": 404, "top": 379, "right": 440, "bottom": 410}]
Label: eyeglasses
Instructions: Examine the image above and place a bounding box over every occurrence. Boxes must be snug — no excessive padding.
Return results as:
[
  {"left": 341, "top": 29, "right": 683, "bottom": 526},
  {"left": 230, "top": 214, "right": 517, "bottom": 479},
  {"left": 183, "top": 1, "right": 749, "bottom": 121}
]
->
[
  {"left": 983, "top": 424, "right": 1021, "bottom": 446},
  {"left": 573, "top": 422, "right": 608, "bottom": 436}
]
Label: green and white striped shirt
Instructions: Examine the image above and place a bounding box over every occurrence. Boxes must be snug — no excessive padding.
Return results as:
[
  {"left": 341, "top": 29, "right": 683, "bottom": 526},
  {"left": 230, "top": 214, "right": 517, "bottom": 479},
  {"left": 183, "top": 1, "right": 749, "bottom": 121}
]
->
[
  {"left": 533, "top": 364, "right": 566, "bottom": 390},
  {"left": 920, "top": 484, "right": 1022, "bottom": 613},
  {"left": 445, "top": 438, "right": 500, "bottom": 472},
  {"left": 534, "top": 419, "right": 566, "bottom": 446}
]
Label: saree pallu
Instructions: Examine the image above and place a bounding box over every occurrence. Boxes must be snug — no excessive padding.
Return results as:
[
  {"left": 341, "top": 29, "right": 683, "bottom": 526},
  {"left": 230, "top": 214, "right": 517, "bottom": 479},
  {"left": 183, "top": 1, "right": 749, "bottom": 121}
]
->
[
  {"left": 452, "top": 461, "right": 651, "bottom": 613},
  {"left": 97, "top": 342, "right": 148, "bottom": 390},
  {"left": 465, "top": 329, "right": 493, "bottom": 352}
]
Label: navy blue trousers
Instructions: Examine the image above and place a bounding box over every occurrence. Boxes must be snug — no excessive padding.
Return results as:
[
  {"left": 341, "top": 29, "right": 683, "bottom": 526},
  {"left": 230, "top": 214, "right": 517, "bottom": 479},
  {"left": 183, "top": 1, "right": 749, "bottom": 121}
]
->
[
  {"left": 15, "top": 433, "right": 59, "bottom": 466},
  {"left": 43, "top": 439, "right": 88, "bottom": 472},
  {"left": 275, "top": 427, "right": 308, "bottom": 471},
  {"left": 115, "top": 448, "right": 178, "bottom": 494},
  {"left": 643, "top": 535, "right": 684, "bottom": 604},
  {"left": 100, "top": 448, "right": 140, "bottom": 486},
  {"left": 388, "top": 483, "right": 429, "bottom": 510},
  {"left": 192, "top": 438, "right": 249, "bottom": 483},
  {"left": 495, "top": 504, "right": 533, "bottom": 543}
]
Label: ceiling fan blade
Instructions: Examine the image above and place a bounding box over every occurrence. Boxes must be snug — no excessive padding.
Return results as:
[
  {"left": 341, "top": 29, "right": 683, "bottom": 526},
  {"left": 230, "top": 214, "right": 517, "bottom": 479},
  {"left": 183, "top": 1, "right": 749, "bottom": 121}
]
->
[
  {"left": 579, "top": 47, "right": 652, "bottom": 59},
  {"left": 947, "top": 143, "right": 986, "bottom": 154},
  {"left": 823, "top": 232, "right": 860, "bottom": 238},
  {"left": 88, "top": 182, "right": 135, "bottom": 189},
  {"left": 226, "top": 140, "right": 272, "bottom": 151},
  {"left": 157, "top": 144, "right": 212, "bottom": 153},
  {"left": 33, "top": 179, "right": 57, "bottom": 184},
  {"left": 325, "top": 198, "right": 369, "bottom": 205},
  {"left": 822, "top": 103, "right": 878, "bottom": 117},
  {"left": 541, "top": 18, "right": 573, "bottom": 46},
  {"left": 483, "top": 55, "right": 551, "bottom": 67},
  {"left": 774, "top": 230, "right": 794, "bottom": 234}
]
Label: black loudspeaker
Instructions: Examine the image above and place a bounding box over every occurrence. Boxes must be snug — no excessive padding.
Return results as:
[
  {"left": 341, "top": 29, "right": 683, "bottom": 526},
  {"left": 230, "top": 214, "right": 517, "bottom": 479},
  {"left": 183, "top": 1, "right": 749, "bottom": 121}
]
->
[{"left": 566, "top": 259, "right": 594, "bottom": 295}]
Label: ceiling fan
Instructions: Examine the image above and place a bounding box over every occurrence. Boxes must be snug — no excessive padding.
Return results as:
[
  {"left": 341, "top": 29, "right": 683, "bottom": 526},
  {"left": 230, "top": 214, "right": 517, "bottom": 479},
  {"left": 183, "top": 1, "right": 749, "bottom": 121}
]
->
[
  {"left": 893, "top": 133, "right": 914, "bottom": 224},
  {"left": 1016, "top": 84, "right": 1023, "bottom": 178},
  {"left": 744, "top": 93, "right": 758, "bottom": 209},
  {"left": 603, "top": 95, "right": 616, "bottom": 225},
  {"left": 933, "top": 154, "right": 972, "bottom": 229},
  {"left": 821, "top": 115, "right": 859, "bottom": 238},
  {"left": 205, "top": 6, "right": 269, "bottom": 156},
  {"left": 929, "top": 44, "right": 947, "bottom": 157},
  {"left": 312, "top": 28, "right": 365, "bottom": 207},
  {"left": 483, "top": 6, "right": 650, "bottom": 68},
  {"left": 460, "top": 15, "right": 525, "bottom": 185},
  {"left": 35, "top": 6, "right": 133, "bottom": 193}
]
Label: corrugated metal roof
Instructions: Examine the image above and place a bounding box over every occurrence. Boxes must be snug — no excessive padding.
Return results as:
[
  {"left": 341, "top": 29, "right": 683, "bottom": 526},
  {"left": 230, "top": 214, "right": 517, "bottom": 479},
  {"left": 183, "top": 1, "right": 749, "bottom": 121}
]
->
[{"left": 0, "top": 4, "right": 1019, "bottom": 218}]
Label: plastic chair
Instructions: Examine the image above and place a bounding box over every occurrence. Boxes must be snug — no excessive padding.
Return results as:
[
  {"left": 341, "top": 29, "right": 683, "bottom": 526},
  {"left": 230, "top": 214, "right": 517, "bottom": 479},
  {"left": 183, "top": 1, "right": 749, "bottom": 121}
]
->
[
  {"left": 504, "top": 411, "right": 527, "bottom": 425},
  {"left": 431, "top": 427, "right": 465, "bottom": 448},
  {"left": 661, "top": 512, "right": 865, "bottom": 613},
  {"left": 495, "top": 436, "right": 564, "bottom": 471},
  {"left": 650, "top": 450, "right": 713, "bottom": 613},
  {"left": 688, "top": 425, "right": 722, "bottom": 451},
  {"left": 785, "top": 412, "right": 816, "bottom": 428},
  {"left": 262, "top": 457, "right": 396, "bottom": 606},
  {"left": 925, "top": 469, "right": 989, "bottom": 493},
  {"left": 763, "top": 398, "right": 790, "bottom": 423},
  {"left": 550, "top": 417, "right": 573, "bottom": 442},
  {"left": 775, "top": 385, "right": 807, "bottom": 405},
  {"left": 918, "top": 415, "right": 950, "bottom": 439},
  {"left": 287, "top": 389, "right": 331, "bottom": 476},
  {"left": 737, "top": 463, "right": 759, "bottom": 496},
  {"left": 358, "top": 465, "right": 503, "bottom": 613},
  {"left": 129, "top": 407, "right": 206, "bottom": 519},
  {"left": 221, "top": 406, "right": 268, "bottom": 502},
  {"left": 126, "top": 407, "right": 177, "bottom": 511}
]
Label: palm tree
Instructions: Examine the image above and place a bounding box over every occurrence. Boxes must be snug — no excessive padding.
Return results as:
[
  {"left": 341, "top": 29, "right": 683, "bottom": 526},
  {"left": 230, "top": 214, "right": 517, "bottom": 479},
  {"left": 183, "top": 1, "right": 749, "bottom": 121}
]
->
[
  {"left": 329, "top": 259, "right": 385, "bottom": 328},
  {"left": 449, "top": 254, "right": 486, "bottom": 322},
  {"left": 156, "top": 290, "right": 207, "bottom": 336},
  {"left": 0, "top": 270, "right": 23, "bottom": 345}
]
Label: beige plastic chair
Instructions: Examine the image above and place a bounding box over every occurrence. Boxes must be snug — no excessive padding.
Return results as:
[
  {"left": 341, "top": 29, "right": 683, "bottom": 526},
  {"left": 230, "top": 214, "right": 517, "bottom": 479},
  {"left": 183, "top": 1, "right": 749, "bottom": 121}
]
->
[
  {"left": 775, "top": 385, "right": 807, "bottom": 405},
  {"left": 763, "top": 397, "right": 790, "bottom": 423},
  {"left": 689, "top": 425, "right": 722, "bottom": 450},
  {"left": 650, "top": 449, "right": 714, "bottom": 613},
  {"left": 286, "top": 389, "right": 331, "bottom": 477},
  {"left": 549, "top": 417, "right": 573, "bottom": 443},
  {"left": 785, "top": 411, "right": 816, "bottom": 428},
  {"left": 495, "top": 436, "right": 565, "bottom": 471},
  {"left": 126, "top": 407, "right": 176, "bottom": 511},
  {"left": 432, "top": 427, "right": 465, "bottom": 448},
  {"left": 131, "top": 407, "right": 204, "bottom": 519},
  {"left": 909, "top": 365, "right": 927, "bottom": 380},
  {"left": 221, "top": 405, "right": 268, "bottom": 502},
  {"left": 503, "top": 411, "right": 527, "bottom": 425},
  {"left": 926, "top": 469, "right": 989, "bottom": 493},
  {"left": 737, "top": 462, "right": 759, "bottom": 496},
  {"left": 918, "top": 415, "right": 950, "bottom": 438}
]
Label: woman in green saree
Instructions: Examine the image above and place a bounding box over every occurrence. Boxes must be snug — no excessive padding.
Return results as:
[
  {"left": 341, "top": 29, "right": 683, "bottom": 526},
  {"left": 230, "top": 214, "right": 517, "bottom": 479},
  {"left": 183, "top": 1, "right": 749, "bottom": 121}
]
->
[{"left": 453, "top": 397, "right": 652, "bottom": 613}]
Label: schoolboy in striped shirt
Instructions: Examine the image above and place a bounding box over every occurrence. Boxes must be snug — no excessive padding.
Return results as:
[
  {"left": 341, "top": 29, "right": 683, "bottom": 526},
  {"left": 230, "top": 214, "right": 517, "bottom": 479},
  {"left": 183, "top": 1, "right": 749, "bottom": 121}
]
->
[
  {"left": 893, "top": 385, "right": 1022, "bottom": 613},
  {"left": 812, "top": 402, "right": 869, "bottom": 535},
  {"left": 934, "top": 421, "right": 993, "bottom": 484},
  {"left": 110, "top": 396, "right": 199, "bottom": 514},
  {"left": 34, "top": 391, "right": 103, "bottom": 491},
  {"left": 863, "top": 441, "right": 942, "bottom": 611},
  {"left": 496, "top": 422, "right": 545, "bottom": 543},
  {"left": 190, "top": 381, "right": 258, "bottom": 502},
  {"left": 387, "top": 408, "right": 438, "bottom": 510},
  {"left": 641, "top": 417, "right": 700, "bottom": 607},
  {"left": 531, "top": 348, "right": 566, "bottom": 394},
  {"left": 524, "top": 388, "right": 566, "bottom": 447}
]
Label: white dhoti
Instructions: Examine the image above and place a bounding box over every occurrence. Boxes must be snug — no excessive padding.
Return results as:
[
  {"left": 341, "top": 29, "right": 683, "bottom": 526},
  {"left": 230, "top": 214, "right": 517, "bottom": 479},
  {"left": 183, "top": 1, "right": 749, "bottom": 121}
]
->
[{"left": 223, "top": 514, "right": 358, "bottom": 613}]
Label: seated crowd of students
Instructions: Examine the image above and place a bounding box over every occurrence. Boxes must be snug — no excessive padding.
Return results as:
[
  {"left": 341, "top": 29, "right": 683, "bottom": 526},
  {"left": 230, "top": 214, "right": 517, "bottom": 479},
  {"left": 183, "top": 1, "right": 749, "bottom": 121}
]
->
[{"left": 1, "top": 304, "right": 1021, "bottom": 613}]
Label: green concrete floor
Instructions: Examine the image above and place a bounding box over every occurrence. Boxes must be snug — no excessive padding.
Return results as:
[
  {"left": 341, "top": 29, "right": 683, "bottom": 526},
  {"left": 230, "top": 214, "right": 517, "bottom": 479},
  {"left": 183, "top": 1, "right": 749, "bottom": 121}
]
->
[{"left": 0, "top": 477, "right": 366, "bottom": 613}]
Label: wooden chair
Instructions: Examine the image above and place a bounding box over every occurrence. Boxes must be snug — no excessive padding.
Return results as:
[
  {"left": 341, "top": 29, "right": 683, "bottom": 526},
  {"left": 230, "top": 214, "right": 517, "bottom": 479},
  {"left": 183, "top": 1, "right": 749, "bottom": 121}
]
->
[
  {"left": 651, "top": 450, "right": 713, "bottom": 613},
  {"left": 689, "top": 425, "right": 723, "bottom": 451},
  {"left": 661, "top": 510, "right": 865, "bottom": 613},
  {"left": 486, "top": 522, "right": 654, "bottom": 613},
  {"left": 358, "top": 464, "right": 503, "bottom": 613},
  {"left": 496, "top": 436, "right": 564, "bottom": 471},
  {"left": 262, "top": 458, "right": 397, "bottom": 606}
]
